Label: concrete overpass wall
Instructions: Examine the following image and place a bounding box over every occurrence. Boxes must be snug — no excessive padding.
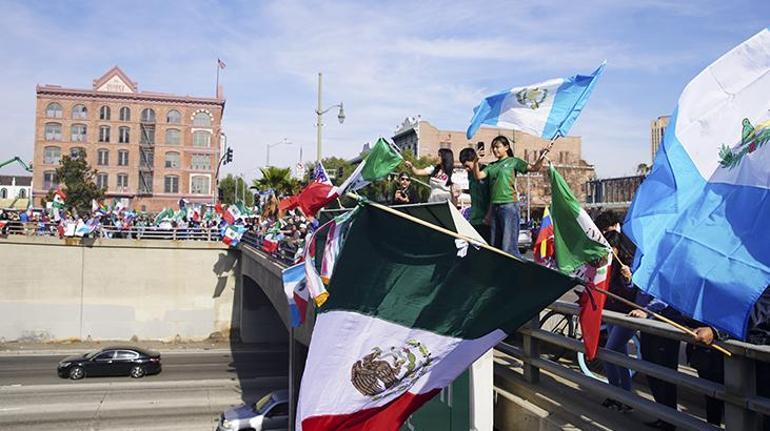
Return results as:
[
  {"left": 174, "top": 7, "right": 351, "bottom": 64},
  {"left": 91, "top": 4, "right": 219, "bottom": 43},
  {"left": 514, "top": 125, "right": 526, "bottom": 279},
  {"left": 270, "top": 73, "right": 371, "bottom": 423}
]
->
[{"left": 0, "top": 235, "right": 240, "bottom": 341}]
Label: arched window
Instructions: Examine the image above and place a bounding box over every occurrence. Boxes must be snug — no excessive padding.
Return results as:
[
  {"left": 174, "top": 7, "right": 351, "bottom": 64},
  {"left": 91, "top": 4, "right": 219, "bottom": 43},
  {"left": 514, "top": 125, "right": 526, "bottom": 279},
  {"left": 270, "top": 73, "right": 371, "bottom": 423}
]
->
[
  {"left": 71, "top": 124, "right": 87, "bottom": 142},
  {"left": 166, "top": 110, "right": 181, "bottom": 124},
  {"left": 70, "top": 147, "right": 85, "bottom": 159},
  {"left": 98, "top": 126, "right": 110, "bottom": 143},
  {"left": 164, "top": 175, "right": 179, "bottom": 193},
  {"left": 44, "top": 146, "right": 61, "bottom": 164},
  {"left": 192, "top": 112, "right": 211, "bottom": 127},
  {"left": 165, "top": 128, "right": 181, "bottom": 145},
  {"left": 44, "top": 123, "right": 62, "bottom": 141},
  {"left": 97, "top": 149, "right": 109, "bottom": 166},
  {"left": 140, "top": 108, "right": 156, "bottom": 123},
  {"left": 46, "top": 103, "right": 63, "bottom": 118},
  {"left": 119, "top": 126, "right": 130, "bottom": 143},
  {"left": 99, "top": 105, "right": 111, "bottom": 120},
  {"left": 0, "top": 188, "right": 6, "bottom": 199},
  {"left": 190, "top": 175, "right": 210, "bottom": 194},
  {"left": 119, "top": 106, "right": 131, "bottom": 121},
  {"left": 96, "top": 173, "right": 108, "bottom": 190},
  {"left": 18, "top": 189, "right": 26, "bottom": 199},
  {"left": 72, "top": 104, "right": 87, "bottom": 120},
  {"left": 192, "top": 131, "right": 210, "bottom": 147},
  {"left": 164, "top": 151, "right": 180, "bottom": 168}
]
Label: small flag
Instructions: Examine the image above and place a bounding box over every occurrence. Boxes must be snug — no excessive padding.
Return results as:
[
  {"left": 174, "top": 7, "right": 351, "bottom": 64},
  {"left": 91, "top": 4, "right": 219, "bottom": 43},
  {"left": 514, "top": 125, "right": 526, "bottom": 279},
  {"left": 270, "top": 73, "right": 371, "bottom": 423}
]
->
[
  {"left": 222, "top": 224, "right": 246, "bottom": 247},
  {"left": 304, "top": 226, "right": 330, "bottom": 307},
  {"left": 217, "top": 58, "right": 226, "bottom": 69},
  {"left": 320, "top": 209, "right": 357, "bottom": 284},
  {"left": 534, "top": 207, "right": 555, "bottom": 268},
  {"left": 467, "top": 62, "right": 606, "bottom": 140},
  {"left": 282, "top": 263, "right": 310, "bottom": 328}
]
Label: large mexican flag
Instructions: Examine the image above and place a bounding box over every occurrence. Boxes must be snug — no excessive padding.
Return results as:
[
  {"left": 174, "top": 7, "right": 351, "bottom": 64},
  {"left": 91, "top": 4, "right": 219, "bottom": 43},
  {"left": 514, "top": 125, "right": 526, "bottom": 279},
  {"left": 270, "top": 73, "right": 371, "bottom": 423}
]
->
[{"left": 296, "top": 204, "right": 577, "bottom": 430}]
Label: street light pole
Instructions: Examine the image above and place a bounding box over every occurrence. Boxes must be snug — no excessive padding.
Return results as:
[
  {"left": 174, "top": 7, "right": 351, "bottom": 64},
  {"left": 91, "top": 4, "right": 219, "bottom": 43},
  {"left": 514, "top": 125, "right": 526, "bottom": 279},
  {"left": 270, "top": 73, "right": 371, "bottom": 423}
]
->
[
  {"left": 314, "top": 72, "right": 345, "bottom": 162},
  {"left": 266, "top": 139, "right": 292, "bottom": 167}
]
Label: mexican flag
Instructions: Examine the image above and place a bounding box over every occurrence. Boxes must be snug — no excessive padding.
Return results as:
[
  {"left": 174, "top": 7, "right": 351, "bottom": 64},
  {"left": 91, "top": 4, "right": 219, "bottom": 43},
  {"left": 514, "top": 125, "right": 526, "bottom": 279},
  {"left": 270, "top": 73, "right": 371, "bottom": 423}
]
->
[
  {"left": 337, "top": 138, "right": 402, "bottom": 194},
  {"left": 549, "top": 165, "right": 612, "bottom": 361},
  {"left": 154, "top": 208, "right": 174, "bottom": 225},
  {"left": 51, "top": 188, "right": 67, "bottom": 221},
  {"left": 296, "top": 204, "right": 576, "bottom": 430},
  {"left": 222, "top": 224, "right": 246, "bottom": 247}
]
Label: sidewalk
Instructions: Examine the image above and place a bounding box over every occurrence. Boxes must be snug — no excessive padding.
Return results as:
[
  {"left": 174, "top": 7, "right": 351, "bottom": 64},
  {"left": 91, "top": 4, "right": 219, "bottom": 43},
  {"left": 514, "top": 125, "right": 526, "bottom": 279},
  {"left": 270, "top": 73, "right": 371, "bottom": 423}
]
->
[{"left": 0, "top": 339, "right": 287, "bottom": 356}]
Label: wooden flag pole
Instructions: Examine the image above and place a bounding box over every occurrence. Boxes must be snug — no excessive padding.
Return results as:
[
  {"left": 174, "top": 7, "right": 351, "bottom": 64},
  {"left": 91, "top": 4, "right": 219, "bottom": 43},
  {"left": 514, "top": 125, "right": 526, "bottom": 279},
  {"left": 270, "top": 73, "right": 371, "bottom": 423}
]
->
[{"left": 604, "top": 251, "right": 732, "bottom": 356}]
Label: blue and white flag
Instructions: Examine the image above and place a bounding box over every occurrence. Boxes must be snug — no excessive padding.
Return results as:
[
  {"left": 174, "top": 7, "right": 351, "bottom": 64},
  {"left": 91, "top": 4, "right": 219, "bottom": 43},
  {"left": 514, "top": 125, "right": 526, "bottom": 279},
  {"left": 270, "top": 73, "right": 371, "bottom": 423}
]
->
[
  {"left": 281, "top": 263, "right": 309, "bottom": 328},
  {"left": 625, "top": 28, "right": 770, "bottom": 339},
  {"left": 466, "top": 62, "right": 605, "bottom": 140},
  {"left": 312, "top": 162, "right": 332, "bottom": 185}
]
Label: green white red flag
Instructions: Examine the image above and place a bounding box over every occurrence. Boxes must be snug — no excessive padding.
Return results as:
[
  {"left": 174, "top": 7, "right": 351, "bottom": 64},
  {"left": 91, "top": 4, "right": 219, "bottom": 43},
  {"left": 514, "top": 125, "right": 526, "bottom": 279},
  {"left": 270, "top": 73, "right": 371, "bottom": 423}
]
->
[
  {"left": 548, "top": 165, "right": 612, "bottom": 361},
  {"left": 296, "top": 203, "right": 576, "bottom": 430}
]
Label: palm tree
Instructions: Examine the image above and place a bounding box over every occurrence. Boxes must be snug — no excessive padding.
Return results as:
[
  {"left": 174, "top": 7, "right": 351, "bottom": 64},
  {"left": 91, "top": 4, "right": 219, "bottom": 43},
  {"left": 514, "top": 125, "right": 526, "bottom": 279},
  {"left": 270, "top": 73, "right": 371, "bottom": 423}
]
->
[
  {"left": 636, "top": 163, "right": 650, "bottom": 176},
  {"left": 252, "top": 167, "right": 302, "bottom": 195}
]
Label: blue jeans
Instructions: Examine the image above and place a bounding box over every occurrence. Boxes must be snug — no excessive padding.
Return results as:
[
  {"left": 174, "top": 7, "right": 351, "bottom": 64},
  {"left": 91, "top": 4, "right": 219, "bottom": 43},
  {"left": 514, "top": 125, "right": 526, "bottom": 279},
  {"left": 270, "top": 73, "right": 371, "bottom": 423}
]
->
[
  {"left": 490, "top": 202, "right": 520, "bottom": 257},
  {"left": 604, "top": 324, "right": 635, "bottom": 391}
]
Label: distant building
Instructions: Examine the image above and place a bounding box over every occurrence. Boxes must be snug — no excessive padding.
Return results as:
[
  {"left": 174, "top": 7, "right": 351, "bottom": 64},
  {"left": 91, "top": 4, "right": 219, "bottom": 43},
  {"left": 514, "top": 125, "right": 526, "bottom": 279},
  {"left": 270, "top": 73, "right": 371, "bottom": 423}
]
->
[
  {"left": 391, "top": 117, "right": 597, "bottom": 210},
  {"left": 0, "top": 175, "right": 32, "bottom": 209},
  {"left": 651, "top": 115, "right": 670, "bottom": 163},
  {"left": 33, "top": 66, "right": 225, "bottom": 212}
]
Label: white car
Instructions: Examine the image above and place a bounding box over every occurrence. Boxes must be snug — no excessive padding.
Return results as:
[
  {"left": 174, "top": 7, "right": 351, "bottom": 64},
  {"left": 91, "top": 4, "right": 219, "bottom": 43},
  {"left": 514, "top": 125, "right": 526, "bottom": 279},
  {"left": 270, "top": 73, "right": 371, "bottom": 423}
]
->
[
  {"left": 217, "top": 390, "right": 289, "bottom": 431},
  {"left": 518, "top": 223, "right": 533, "bottom": 254}
]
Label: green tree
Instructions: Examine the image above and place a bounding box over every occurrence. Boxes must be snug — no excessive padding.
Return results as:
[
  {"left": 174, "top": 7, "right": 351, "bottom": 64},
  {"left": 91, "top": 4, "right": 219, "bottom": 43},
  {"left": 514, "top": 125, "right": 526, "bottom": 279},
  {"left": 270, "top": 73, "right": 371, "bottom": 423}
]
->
[
  {"left": 219, "top": 174, "right": 254, "bottom": 206},
  {"left": 49, "top": 151, "right": 104, "bottom": 214},
  {"left": 252, "top": 166, "right": 301, "bottom": 195}
]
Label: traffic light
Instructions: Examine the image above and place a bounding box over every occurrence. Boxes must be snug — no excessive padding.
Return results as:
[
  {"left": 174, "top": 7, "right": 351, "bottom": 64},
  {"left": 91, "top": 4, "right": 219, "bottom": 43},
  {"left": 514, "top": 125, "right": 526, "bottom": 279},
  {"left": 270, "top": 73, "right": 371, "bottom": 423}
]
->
[{"left": 224, "top": 147, "right": 233, "bottom": 164}]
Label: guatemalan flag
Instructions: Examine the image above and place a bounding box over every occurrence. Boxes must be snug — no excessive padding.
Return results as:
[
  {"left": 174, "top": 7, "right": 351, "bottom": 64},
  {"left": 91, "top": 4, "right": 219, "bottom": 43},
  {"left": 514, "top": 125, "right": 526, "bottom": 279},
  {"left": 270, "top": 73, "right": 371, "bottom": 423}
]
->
[
  {"left": 625, "top": 28, "right": 770, "bottom": 340},
  {"left": 466, "top": 62, "right": 605, "bottom": 140},
  {"left": 281, "top": 263, "right": 310, "bottom": 328}
]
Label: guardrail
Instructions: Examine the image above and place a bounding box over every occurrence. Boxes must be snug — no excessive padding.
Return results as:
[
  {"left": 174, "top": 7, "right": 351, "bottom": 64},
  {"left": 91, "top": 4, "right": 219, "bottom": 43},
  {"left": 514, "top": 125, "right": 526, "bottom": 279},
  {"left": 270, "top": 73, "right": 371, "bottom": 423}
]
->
[
  {"left": 500, "top": 300, "right": 770, "bottom": 430},
  {"left": 241, "top": 231, "right": 300, "bottom": 266},
  {"left": 0, "top": 221, "right": 222, "bottom": 241}
]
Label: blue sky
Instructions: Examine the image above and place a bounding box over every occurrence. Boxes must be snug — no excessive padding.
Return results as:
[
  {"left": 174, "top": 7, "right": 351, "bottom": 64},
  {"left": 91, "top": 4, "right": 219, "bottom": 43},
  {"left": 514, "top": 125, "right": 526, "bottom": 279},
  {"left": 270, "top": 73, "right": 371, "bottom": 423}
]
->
[{"left": 0, "top": 0, "right": 767, "bottom": 179}]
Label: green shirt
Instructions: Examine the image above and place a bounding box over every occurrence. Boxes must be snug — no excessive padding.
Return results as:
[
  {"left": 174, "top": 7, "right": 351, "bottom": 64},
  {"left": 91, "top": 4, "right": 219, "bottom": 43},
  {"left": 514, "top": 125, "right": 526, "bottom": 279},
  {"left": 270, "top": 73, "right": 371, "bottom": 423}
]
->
[
  {"left": 468, "top": 175, "right": 490, "bottom": 225},
  {"left": 486, "top": 157, "right": 529, "bottom": 204}
]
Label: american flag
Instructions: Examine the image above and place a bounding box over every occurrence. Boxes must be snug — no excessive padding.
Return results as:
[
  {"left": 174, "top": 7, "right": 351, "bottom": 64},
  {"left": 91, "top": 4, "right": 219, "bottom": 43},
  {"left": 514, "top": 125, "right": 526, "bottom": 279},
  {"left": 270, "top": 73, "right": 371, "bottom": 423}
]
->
[
  {"left": 217, "top": 58, "right": 226, "bottom": 69},
  {"left": 313, "top": 163, "right": 332, "bottom": 185}
]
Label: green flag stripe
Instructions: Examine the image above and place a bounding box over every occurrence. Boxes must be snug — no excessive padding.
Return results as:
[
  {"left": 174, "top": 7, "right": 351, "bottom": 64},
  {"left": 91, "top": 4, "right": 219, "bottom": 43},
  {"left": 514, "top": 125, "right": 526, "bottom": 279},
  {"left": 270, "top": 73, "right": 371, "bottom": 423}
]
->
[
  {"left": 323, "top": 205, "right": 577, "bottom": 339},
  {"left": 360, "top": 138, "right": 402, "bottom": 182}
]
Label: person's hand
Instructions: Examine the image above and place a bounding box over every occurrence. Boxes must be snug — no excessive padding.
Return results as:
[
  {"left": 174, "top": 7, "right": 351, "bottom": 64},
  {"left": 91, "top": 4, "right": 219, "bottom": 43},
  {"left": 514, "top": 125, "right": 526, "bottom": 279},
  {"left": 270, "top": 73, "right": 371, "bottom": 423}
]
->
[
  {"left": 463, "top": 160, "right": 474, "bottom": 169},
  {"left": 628, "top": 309, "right": 648, "bottom": 319},
  {"left": 620, "top": 265, "right": 632, "bottom": 281},
  {"left": 404, "top": 161, "right": 413, "bottom": 169},
  {"left": 694, "top": 327, "right": 715, "bottom": 345}
]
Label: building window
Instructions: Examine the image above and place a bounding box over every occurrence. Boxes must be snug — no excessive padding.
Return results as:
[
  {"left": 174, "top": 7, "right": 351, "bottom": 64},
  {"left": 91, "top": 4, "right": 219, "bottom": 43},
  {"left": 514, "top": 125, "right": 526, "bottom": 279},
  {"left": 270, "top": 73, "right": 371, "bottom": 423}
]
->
[
  {"left": 192, "top": 131, "right": 210, "bottom": 147},
  {"left": 0, "top": 188, "right": 6, "bottom": 199},
  {"left": 119, "top": 106, "right": 131, "bottom": 121},
  {"left": 70, "top": 147, "right": 85, "bottom": 159},
  {"left": 72, "top": 104, "right": 87, "bottom": 120},
  {"left": 118, "top": 126, "right": 130, "bottom": 143},
  {"left": 99, "top": 105, "right": 111, "bottom": 121},
  {"left": 140, "top": 124, "right": 155, "bottom": 145},
  {"left": 46, "top": 103, "right": 63, "bottom": 118},
  {"left": 98, "top": 126, "right": 110, "bottom": 143},
  {"left": 44, "top": 146, "right": 61, "bottom": 164},
  {"left": 165, "top": 128, "right": 181, "bottom": 145},
  {"left": 44, "top": 122, "right": 62, "bottom": 141},
  {"left": 164, "top": 152, "right": 180, "bottom": 168},
  {"left": 96, "top": 173, "right": 108, "bottom": 190},
  {"left": 140, "top": 108, "right": 156, "bottom": 123},
  {"left": 117, "top": 174, "right": 128, "bottom": 192},
  {"left": 97, "top": 149, "right": 109, "bottom": 166},
  {"left": 166, "top": 110, "right": 181, "bottom": 124},
  {"left": 118, "top": 150, "right": 129, "bottom": 166},
  {"left": 191, "top": 154, "right": 211, "bottom": 170},
  {"left": 71, "top": 124, "right": 87, "bottom": 142},
  {"left": 190, "top": 175, "right": 209, "bottom": 194},
  {"left": 18, "top": 189, "right": 26, "bottom": 199},
  {"left": 192, "top": 112, "right": 212, "bottom": 127},
  {"left": 164, "top": 175, "right": 179, "bottom": 193},
  {"left": 43, "top": 171, "right": 57, "bottom": 190}
]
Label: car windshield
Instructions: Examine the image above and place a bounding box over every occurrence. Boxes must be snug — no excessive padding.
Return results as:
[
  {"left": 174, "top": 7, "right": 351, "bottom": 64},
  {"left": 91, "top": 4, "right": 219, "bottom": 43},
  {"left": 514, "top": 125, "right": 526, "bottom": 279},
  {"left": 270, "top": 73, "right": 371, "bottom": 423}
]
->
[
  {"left": 253, "top": 393, "right": 273, "bottom": 414},
  {"left": 83, "top": 350, "right": 101, "bottom": 359}
]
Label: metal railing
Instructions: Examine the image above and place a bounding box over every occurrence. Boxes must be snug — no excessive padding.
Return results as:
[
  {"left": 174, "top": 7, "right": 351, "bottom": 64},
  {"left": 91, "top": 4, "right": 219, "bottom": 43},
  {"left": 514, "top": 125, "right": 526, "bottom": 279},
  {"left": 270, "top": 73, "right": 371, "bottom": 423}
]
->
[
  {"left": 1, "top": 221, "right": 222, "bottom": 241},
  {"left": 499, "top": 300, "right": 770, "bottom": 430},
  {"left": 241, "top": 231, "right": 301, "bottom": 266}
]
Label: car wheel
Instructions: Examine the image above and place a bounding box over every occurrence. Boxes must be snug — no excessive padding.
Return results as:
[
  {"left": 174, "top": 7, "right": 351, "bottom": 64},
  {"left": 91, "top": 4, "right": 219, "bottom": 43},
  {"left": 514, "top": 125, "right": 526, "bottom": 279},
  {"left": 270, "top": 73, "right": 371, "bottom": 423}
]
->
[
  {"left": 69, "top": 366, "right": 85, "bottom": 380},
  {"left": 129, "top": 365, "right": 145, "bottom": 379}
]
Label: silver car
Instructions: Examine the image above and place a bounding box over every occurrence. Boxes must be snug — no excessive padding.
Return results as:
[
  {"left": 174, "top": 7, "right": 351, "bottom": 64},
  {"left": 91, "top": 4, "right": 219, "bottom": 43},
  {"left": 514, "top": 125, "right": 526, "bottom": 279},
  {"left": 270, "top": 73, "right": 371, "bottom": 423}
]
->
[
  {"left": 518, "top": 223, "right": 533, "bottom": 254},
  {"left": 217, "top": 390, "right": 289, "bottom": 431}
]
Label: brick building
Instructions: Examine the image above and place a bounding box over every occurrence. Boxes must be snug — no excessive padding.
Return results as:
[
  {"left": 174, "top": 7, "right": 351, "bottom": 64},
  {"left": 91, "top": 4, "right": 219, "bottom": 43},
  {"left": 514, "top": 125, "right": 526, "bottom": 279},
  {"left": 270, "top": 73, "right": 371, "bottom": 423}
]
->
[
  {"left": 33, "top": 66, "right": 225, "bottom": 212},
  {"left": 650, "top": 115, "right": 670, "bottom": 163},
  {"left": 391, "top": 117, "right": 596, "bottom": 216}
]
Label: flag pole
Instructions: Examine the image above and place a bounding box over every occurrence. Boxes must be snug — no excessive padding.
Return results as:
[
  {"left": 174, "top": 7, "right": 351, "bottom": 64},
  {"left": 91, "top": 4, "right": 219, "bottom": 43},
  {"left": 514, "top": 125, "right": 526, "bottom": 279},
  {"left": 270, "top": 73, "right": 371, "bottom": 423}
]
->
[{"left": 216, "top": 60, "right": 220, "bottom": 97}]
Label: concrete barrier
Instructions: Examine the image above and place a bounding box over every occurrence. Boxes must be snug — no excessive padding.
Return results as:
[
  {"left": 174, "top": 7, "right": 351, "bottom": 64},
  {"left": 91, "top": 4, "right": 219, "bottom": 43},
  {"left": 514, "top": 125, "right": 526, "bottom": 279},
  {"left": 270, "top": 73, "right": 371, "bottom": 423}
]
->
[{"left": 0, "top": 235, "right": 239, "bottom": 341}]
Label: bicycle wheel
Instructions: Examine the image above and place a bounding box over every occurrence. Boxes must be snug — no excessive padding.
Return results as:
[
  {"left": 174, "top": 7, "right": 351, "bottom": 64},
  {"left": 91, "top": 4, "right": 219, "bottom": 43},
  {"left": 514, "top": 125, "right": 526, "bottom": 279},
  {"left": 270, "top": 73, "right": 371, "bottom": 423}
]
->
[{"left": 538, "top": 310, "right": 577, "bottom": 362}]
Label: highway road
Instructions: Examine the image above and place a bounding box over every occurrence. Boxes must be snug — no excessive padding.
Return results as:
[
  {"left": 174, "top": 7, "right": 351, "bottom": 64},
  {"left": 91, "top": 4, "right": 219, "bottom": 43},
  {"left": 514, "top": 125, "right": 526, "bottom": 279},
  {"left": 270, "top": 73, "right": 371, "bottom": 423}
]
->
[{"left": 0, "top": 348, "right": 288, "bottom": 430}]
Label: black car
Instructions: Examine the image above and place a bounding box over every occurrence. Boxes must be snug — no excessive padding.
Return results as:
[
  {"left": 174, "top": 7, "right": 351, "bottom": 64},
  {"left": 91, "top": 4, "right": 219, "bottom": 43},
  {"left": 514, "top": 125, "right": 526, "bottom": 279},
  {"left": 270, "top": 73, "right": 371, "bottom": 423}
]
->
[{"left": 57, "top": 346, "right": 161, "bottom": 380}]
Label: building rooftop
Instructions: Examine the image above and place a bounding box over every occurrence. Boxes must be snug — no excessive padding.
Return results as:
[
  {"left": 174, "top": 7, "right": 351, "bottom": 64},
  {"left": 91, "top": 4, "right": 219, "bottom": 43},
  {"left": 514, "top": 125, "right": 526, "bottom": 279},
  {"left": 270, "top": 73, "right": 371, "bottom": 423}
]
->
[{"left": 0, "top": 175, "right": 32, "bottom": 186}]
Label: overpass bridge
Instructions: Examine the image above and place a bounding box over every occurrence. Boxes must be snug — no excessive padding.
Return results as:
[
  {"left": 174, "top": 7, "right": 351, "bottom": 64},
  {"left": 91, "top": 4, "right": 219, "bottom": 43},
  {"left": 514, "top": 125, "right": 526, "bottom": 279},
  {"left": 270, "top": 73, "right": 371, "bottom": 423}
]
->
[{"left": 2, "top": 221, "right": 770, "bottom": 430}]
